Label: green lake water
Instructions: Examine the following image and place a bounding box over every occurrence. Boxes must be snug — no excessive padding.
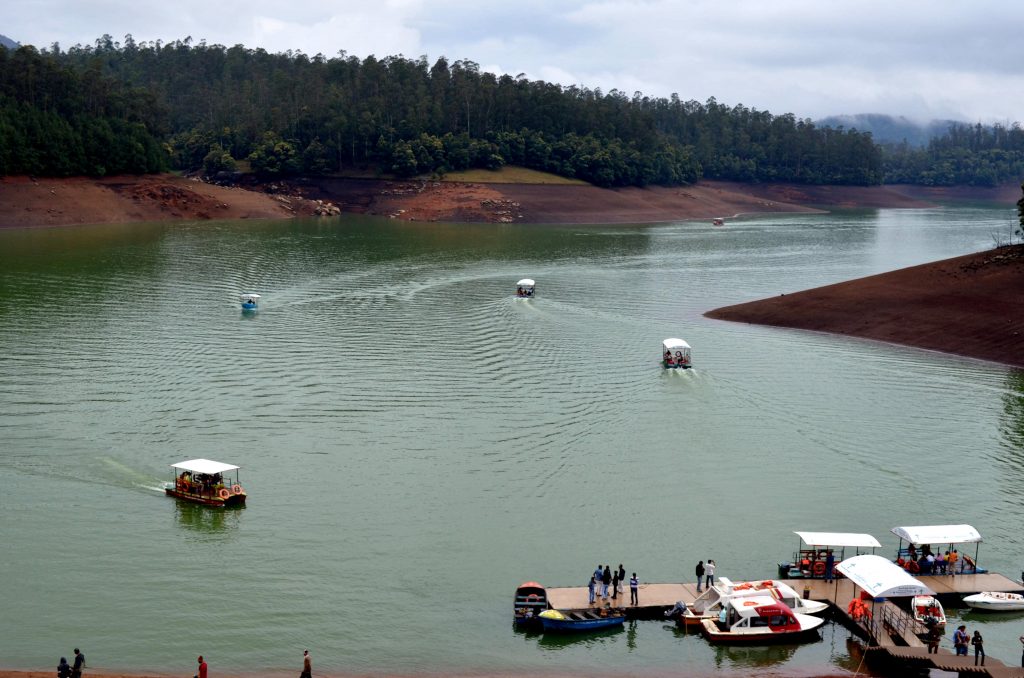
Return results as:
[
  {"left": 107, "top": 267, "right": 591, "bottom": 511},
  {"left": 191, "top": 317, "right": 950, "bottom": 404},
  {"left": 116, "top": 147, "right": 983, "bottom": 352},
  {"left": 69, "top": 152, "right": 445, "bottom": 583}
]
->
[{"left": 1, "top": 207, "right": 1022, "bottom": 676}]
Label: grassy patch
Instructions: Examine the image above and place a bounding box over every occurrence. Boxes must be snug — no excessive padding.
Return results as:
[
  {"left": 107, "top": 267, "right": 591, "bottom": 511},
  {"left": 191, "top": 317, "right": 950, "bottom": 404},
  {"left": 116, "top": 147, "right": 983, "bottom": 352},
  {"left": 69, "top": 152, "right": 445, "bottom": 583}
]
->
[{"left": 442, "top": 166, "right": 589, "bottom": 185}]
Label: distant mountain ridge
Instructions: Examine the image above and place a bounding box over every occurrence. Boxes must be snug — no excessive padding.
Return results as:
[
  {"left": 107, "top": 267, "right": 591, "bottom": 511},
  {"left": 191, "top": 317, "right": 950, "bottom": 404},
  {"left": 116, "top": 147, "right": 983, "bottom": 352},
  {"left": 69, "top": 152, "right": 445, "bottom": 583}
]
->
[
  {"left": 817, "top": 113, "right": 959, "bottom": 147},
  {"left": 0, "top": 34, "right": 19, "bottom": 49}
]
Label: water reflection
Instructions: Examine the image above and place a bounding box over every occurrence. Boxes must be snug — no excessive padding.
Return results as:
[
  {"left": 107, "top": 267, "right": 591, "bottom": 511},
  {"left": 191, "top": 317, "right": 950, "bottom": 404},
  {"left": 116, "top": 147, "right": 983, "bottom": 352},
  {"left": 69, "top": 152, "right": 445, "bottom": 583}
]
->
[
  {"left": 173, "top": 500, "right": 242, "bottom": 536},
  {"left": 711, "top": 641, "right": 799, "bottom": 669},
  {"left": 535, "top": 625, "right": 625, "bottom": 650}
]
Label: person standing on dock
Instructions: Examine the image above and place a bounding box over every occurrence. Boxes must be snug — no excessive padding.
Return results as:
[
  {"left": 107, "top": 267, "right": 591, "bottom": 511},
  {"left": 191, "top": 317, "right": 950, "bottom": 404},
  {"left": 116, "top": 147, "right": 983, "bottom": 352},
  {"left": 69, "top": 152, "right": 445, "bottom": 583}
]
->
[
  {"left": 611, "top": 568, "right": 620, "bottom": 599},
  {"left": 588, "top": 575, "right": 596, "bottom": 604},
  {"left": 972, "top": 630, "right": 985, "bottom": 666},
  {"left": 948, "top": 549, "right": 959, "bottom": 574},
  {"left": 71, "top": 649, "right": 84, "bottom": 678},
  {"left": 953, "top": 625, "right": 969, "bottom": 656},
  {"left": 695, "top": 561, "right": 705, "bottom": 592},
  {"left": 825, "top": 551, "right": 836, "bottom": 582},
  {"left": 705, "top": 560, "right": 716, "bottom": 589},
  {"left": 602, "top": 565, "right": 612, "bottom": 598},
  {"left": 617, "top": 564, "right": 626, "bottom": 595},
  {"left": 630, "top": 573, "right": 639, "bottom": 605},
  {"left": 300, "top": 650, "right": 312, "bottom": 678},
  {"left": 594, "top": 565, "right": 603, "bottom": 589},
  {"left": 925, "top": 620, "right": 942, "bottom": 654}
]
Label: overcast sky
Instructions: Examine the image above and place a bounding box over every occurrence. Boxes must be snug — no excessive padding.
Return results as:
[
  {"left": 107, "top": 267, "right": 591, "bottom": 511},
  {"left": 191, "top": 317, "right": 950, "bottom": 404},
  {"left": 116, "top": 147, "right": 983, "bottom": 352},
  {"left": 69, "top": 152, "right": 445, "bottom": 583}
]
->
[{"left": 5, "top": 0, "right": 1023, "bottom": 123}]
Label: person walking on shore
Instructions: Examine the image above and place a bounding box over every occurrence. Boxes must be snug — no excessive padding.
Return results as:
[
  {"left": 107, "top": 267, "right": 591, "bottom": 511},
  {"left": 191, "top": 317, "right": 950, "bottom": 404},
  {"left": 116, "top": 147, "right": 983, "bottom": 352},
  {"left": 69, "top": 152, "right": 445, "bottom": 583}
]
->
[
  {"left": 196, "top": 655, "right": 208, "bottom": 678},
  {"left": 71, "top": 649, "right": 85, "bottom": 678},
  {"left": 300, "top": 650, "right": 312, "bottom": 678},
  {"left": 705, "top": 560, "right": 716, "bottom": 590},
  {"left": 630, "top": 573, "right": 639, "bottom": 606},
  {"left": 695, "top": 561, "right": 705, "bottom": 592},
  {"left": 58, "top": 657, "right": 71, "bottom": 678},
  {"left": 972, "top": 631, "right": 985, "bottom": 666},
  {"left": 602, "top": 565, "right": 612, "bottom": 599}
]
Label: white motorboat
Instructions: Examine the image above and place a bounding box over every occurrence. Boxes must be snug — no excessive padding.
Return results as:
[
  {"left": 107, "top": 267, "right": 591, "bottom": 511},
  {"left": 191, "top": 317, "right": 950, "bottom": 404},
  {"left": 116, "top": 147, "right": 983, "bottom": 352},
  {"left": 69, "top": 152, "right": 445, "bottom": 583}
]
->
[
  {"left": 662, "top": 338, "right": 691, "bottom": 369},
  {"left": 515, "top": 278, "right": 536, "bottom": 299},
  {"left": 679, "top": 577, "right": 828, "bottom": 626},
  {"left": 911, "top": 595, "right": 946, "bottom": 625},
  {"left": 700, "top": 595, "right": 824, "bottom": 645},
  {"left": 963, "top": 591, "right": 1024, "bottom": 612}
]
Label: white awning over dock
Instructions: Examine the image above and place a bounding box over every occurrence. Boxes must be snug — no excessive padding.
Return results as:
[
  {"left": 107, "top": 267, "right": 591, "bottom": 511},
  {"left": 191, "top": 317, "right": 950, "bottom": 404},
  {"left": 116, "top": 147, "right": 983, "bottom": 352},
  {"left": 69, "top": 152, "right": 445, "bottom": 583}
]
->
[
  {"left": 836, "top": 554, "right": 934, "bottom": 598},
  {"left": 796, "top": 531, "right": 881, "bottom": 548},
  {"left": 891, "top": 525, "right": 982, "bottom": 545}
]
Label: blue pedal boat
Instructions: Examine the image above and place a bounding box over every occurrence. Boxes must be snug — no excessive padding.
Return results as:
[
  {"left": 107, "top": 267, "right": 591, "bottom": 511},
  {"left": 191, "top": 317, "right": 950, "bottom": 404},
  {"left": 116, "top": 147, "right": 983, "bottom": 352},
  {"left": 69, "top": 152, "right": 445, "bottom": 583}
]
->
[{"left": 539, "top": 608, "right": 626, "bottom": 632}]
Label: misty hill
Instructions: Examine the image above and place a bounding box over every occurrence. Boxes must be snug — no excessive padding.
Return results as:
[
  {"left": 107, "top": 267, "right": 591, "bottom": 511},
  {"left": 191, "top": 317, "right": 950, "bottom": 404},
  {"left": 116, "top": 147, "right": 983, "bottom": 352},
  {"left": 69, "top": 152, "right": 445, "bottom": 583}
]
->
[
  {"left": 817, "top": 114, "right": 958, "bottom": 147},
  {"left": 0, "top": 34, "right": 18, "bottom": 50}
]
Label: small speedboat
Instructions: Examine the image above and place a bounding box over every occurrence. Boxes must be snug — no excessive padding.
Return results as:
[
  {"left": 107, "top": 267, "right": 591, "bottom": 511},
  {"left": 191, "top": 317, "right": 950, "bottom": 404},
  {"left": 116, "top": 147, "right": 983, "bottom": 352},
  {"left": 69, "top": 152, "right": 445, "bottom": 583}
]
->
[
  {"left": 911, "top": 595, "right": 946, "bottom": 625},
  {"left": 539, "top": 608, "right": 625, "bottom": 633},
  {"left": 700, "top": 596, "right": 824, "bottom": 645},
  {"left": 678, "top": 578, "right": 828, "bottom": 626},
  {"left": 513, "top": 582, "right": 549, "bottom": 628},
  {"left": 963, "top": 591, "right": 1024, "bottom": 612},
  {"left": 240, "top": 293, "right": 261, "bottom": 311},
  {"left": 515, "top": 279, "right": 536, "bottom": 299},
  {"left": 662, "top": 338, "right": 692, "bottom": 369}
]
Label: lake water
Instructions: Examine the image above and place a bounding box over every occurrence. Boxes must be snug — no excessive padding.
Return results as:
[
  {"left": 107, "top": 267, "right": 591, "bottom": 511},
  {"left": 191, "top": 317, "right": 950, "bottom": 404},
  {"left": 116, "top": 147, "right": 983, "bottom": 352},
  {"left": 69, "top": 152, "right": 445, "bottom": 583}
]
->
[{"left": 1, "top": 206, "right": 1022, "bottom": 677}]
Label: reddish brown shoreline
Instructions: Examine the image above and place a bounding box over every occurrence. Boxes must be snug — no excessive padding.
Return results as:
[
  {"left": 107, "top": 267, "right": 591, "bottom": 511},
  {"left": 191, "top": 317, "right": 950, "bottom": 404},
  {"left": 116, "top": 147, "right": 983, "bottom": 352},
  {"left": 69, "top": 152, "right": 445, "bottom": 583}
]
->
[
  {"left": 706, "top": 245, "right": 1024, "bottom": 368},
  {"left": 5, "top": 174, "right": 1014, "bottom": 230}
]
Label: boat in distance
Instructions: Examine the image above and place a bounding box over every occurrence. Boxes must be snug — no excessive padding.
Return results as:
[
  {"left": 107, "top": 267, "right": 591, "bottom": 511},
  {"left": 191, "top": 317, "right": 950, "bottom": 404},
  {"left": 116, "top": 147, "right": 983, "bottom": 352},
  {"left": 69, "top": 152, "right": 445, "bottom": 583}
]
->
[
  {"left": 662, "top": 338, "right": 691, "bottom": 369},
  {"left": 240, "top": 293, "right": 260, "bottom": 311},
  {"left": 165, "top": 458, "right": 247, "bottom": 507},
  {"left": 700, "top": 595, "right": 824, "bottom": 645},
  {"left": 515, "top": 278, "right": 536, "bottom": 299},
  {"left": 538, "top": 608, "right": 625, "bottom": 633},
  {"left": 962, "top": 591, "right": 1024, "bottom": 612}
]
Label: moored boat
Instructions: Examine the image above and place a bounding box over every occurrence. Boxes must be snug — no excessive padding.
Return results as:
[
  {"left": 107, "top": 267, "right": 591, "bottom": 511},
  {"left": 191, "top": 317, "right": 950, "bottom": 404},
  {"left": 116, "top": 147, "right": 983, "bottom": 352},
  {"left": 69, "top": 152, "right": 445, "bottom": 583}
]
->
[
  {"left": 538, "top": 608, "right": 625, "bottom": 633},
  {"left": 241, "top": 293, "right": 260, "bottom": 311},
  {"left": 515, "top": 279, "right": 536, "bottom": 298},
  {"left": 662, "top": 338, "right": 691, "bottom": 369},
  {"left": 678, "top": 577, "right": 827, "bottom": 626},
  {"left": 700, "top": 595, "right": 824, "bottom": 645},
  {"left": 963, "top": 591, "right": 1024, "bottom": 612},
  {"left": 513, "top": 582, "right": 550, "bottom": 627},
  {"left": 910, "top": 594, "right": 946, "bottom": 626},
  {"left": 165, "top": 459, "right": 247, "bottom": 507}
]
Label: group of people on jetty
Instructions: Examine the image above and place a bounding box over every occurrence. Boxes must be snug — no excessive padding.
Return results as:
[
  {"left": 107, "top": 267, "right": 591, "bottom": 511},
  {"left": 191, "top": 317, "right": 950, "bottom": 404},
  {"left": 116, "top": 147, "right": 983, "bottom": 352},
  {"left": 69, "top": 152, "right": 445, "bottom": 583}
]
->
[
  {"left": 896, "top": 544, "right": 974, "bottom": 575},
  {"left": 587, "top": 564, "right": 639, "bottom": 606}
]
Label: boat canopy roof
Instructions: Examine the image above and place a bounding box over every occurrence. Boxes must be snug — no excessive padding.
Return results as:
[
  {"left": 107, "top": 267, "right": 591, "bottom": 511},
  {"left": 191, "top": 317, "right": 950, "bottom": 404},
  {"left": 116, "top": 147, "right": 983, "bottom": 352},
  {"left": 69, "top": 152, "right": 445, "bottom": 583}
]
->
[
  {"left": 836, "top": 555, "right": 934, "bottom": 598},
  {"left": 890, "top": 524, "right": 982, "bottom": 545},
  {"left": 240, "top": 293, "right": 261, "bottom": 301},
  {"left": 516, "top": 581, "right": 544, "bottom": 590},
  {"left": 796, "top": 531, "right": 881, "bottom": 548},
  {"left": 729, "top": 595, "right": 781, "bottom": 615},
  {"left": 662, "top": 338, "right": 691, "bottom": 350},
  {"left": 171, "top": 458, "right": 240, "bottom": 474},
  {"left": 516, "top": 279, "right": 535, "bottom": 287}
]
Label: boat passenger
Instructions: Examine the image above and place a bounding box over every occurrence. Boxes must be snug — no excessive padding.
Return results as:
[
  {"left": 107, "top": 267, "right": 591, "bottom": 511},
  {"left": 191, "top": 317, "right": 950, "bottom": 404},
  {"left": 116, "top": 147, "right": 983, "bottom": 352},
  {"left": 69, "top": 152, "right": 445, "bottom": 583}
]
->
[{"left": 517, "top": 287, "right": 523, "bottom": 296}]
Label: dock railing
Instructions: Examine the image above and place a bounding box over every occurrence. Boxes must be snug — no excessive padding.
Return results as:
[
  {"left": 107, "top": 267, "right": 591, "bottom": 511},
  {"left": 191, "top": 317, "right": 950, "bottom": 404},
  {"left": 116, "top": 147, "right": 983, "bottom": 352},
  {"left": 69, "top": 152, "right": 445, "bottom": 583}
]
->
[{"left": 856, "top": 601, "right": 921, "bottom": 646}]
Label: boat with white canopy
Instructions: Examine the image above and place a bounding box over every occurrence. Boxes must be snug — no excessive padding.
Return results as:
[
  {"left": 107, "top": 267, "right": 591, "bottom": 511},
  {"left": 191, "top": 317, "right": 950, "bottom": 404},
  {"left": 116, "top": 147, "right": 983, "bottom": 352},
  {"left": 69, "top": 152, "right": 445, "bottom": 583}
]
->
[
  {"left": 165, "top": 458, "right": 247, "bottom": 507},
  {"left": 699, "top": 595, "right": 824, "bottom": 644},
  {"left": 891, "top": 524, "right": 986, "bottom": 575},
  {"left": 778, "top": 531, "right": 881, "bottom": 579},
  {"left": 515, "top": 279, "right": 536, "bottom": 298},
  {"left": 240, "top": 293, "right": 261, "bottom": 311},
  {"left": 662, "top": 338, "right": 691, "bottom": 369},
  {"left": 677, "top": 577, "right": 828, "bottom": 626}
]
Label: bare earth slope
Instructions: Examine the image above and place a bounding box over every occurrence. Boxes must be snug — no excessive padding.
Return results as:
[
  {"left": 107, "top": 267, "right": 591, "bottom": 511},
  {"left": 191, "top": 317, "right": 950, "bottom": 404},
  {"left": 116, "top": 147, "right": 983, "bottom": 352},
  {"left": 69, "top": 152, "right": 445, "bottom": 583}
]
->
[{"left": 706, "top": 245, "right": 1024, "bottom": 368}]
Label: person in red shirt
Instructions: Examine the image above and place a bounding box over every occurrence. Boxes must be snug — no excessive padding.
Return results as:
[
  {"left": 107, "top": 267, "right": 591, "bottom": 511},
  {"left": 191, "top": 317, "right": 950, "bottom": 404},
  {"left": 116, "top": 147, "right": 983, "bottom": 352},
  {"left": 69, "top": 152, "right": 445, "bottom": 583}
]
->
[{"left": 195, "top": 656, "right": 207, "bottom": 678}]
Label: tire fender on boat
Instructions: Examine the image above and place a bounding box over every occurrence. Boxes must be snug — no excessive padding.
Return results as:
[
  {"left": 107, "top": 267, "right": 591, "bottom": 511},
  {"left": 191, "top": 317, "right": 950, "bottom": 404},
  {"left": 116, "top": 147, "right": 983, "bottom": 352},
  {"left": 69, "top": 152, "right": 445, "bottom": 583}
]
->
[
  {"left": 218, "top": 488, "right": 230, "bottom": 499},
  {"left": 231, "top": 484, "right": 243, "bottom": 494}
]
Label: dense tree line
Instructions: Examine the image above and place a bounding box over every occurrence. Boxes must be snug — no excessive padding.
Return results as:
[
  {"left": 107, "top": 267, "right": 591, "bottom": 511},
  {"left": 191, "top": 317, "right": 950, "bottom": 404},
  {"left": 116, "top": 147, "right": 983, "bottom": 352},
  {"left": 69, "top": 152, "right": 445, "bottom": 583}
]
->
[
  {"left": 0, "top": 45, "right": 166, "bottom": 176},
  {"left": 882, "top": 122, "right": 1024, "bottom": 186},
  {"left": 34, "top": 35, "right": 881, "bottom": 186}
]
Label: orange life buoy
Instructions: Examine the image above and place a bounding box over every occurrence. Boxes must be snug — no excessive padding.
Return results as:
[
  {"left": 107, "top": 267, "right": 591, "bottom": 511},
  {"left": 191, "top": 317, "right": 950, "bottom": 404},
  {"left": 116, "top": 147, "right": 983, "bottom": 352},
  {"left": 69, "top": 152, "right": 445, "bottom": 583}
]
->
[
  {"left": 231, "top": 484, "right": 243, "bottom": 494},
  {"left": 813, "top": 561, "right": 826, "bottom": 576},
  {"left": 526, "top": 594, "right": 539, "bottom": 602},
  {"left": 218, "top": 488, "right": 230, "bottom": 499}
]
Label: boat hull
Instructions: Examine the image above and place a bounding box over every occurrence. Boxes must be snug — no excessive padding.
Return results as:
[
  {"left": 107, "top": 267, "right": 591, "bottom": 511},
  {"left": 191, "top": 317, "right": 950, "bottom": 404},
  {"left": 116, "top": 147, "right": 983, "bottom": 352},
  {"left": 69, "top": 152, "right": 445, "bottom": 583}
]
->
[
  {"left": 540, "top": 616, "right": 625, "bottom": 633},
  {"left": 963, "top": 593, "right": 1024, "bottom": 612},
  {"left": 165, "top": 487, "right": 246, "bottom": 507},
  {"left": 700, "top": 617, "right": 823, "bottom": 645}
]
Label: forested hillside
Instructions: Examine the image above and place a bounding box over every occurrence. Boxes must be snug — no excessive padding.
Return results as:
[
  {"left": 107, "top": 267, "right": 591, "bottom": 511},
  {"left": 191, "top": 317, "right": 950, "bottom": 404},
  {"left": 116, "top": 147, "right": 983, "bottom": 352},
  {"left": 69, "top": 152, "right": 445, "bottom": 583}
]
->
[
  {"left": 0, "top": 45, "right": 166, "bottom": 175},
  {"left": 883, "top": 122, "right": 1024, "bottom": 186},
  {"left": 5, "top": 35, "right": 879, "bottom": 185}
]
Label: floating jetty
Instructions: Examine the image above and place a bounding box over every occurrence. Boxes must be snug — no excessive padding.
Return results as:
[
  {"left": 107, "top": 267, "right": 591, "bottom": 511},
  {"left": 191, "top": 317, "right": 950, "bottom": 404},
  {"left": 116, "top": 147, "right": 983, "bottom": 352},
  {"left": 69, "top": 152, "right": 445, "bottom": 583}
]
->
[{"left": 545, "top": 573, "right": 1024, "bottom": 676}]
